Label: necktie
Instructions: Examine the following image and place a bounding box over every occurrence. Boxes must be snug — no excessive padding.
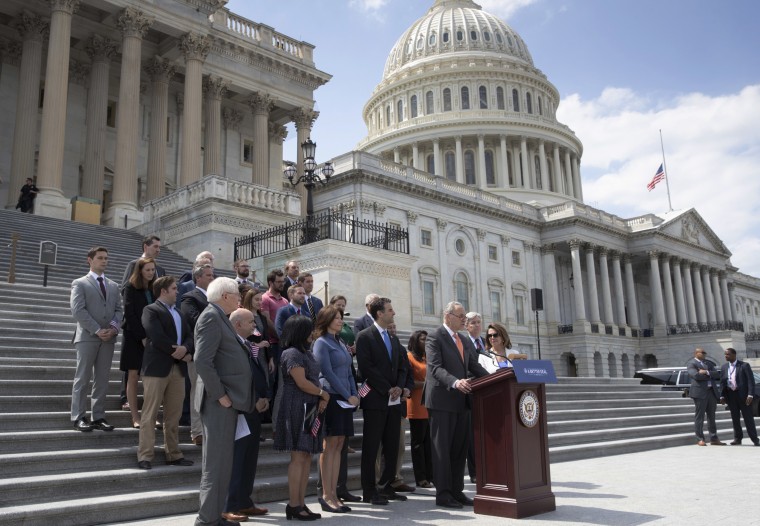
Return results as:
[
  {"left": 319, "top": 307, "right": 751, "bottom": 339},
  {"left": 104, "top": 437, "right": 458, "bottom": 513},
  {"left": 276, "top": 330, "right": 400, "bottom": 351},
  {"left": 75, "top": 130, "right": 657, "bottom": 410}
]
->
[
  {"left": 96, "top": 276, "right": 107, "bottom": 299},
  {"left": 295, "top": 307, "right": 301, "bottom": 315},
  {"left": 306, "top": 297, "right": 316, "bottom": 321},
  {"left": 475, "top": 338, "right": 483, "bottom": 353},
  {"left": 453, "top": 333, "right": 464, "bottom": 361},
  {"left": 381, "top": 330, "right": 392, "bottom": 361},
  {"left": 699, "top": 360, "right": 712, "bottom": 387},
  {"left": 247, "top": 340, "right": 259, "bottom": 360}
]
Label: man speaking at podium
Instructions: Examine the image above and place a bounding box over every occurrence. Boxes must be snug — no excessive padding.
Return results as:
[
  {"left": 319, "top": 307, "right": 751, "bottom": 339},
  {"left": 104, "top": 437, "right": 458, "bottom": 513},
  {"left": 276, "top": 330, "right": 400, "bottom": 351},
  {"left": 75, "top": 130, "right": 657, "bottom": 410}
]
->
[{"left": 423, "top": 301, "right": 488, "bottom": 509}]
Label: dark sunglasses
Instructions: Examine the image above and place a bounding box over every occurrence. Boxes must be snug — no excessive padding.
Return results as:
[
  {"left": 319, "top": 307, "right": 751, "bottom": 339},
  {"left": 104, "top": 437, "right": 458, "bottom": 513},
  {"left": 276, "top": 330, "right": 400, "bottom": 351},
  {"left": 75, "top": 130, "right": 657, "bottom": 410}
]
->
[{"left": 486, "top": 333, "right": 499, "bottom": 339}]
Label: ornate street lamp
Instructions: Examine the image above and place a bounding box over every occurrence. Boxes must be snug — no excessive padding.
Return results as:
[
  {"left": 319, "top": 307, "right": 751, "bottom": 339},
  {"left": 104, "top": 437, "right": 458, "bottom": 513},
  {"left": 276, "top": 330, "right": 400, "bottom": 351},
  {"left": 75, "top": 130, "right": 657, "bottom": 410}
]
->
[{"left": 283, "top": 138, "right": 334, "bottom": 244}]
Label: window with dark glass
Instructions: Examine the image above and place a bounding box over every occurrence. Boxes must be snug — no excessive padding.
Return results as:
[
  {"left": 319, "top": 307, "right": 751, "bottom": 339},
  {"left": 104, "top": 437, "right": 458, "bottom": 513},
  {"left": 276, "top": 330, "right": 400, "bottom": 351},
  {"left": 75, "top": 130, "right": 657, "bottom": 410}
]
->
[
  {"left": 485, "top": 150, "right": 495, "bottom": 185},
  {"left": 443, "top": 31, "right": 449, "bottom": 43},
  {"left": 470, "top": 30, "right": 478, "bottom": 41},
  {"left": 397, "top": 100, "right": 404, "bottom": 122},
  {"left": 538, "top": 96, "right": 543, "bottom": 115},
  {"left": 426, "top": 90, "right": 434, "bottom": 114},
  {"left": 479, "top": 86, "right": 488, "bottom": 109},
  {"left": 445, "top": 151, "right": 456, "bottom": 180},
  {"left": 512, "top": 89, "right": 520, "bottom": 112},
  {"left": 526, "top": 92, "right": 533, "bottom": 114},
  {"left": 464, "top": 150, "right": 476, "bottom": 185},
  {"left": 443, "top": 88, "right": 452, "bottom": 111},
  {"left": 410, "top": 95, "right": 418, "bottom": 118},
  {"left": 427, "top": 154, "right": 435, "bottom": 174},
  {"left": 461, "top": 86, "right": 470, "bottom": 110},
  {"left": 457, "top": 30, "right": 463, "bottom": 41},
  {"left": 496, "top": 87, "right": 505, "bottom": 109}
]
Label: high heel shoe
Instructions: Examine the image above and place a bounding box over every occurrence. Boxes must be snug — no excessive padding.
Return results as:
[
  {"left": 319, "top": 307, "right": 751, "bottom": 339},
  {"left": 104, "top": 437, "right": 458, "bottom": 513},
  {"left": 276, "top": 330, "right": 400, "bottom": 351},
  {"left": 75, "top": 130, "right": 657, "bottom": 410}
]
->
[
  {"left": 318, "top": 497, "right": 344, "bottom": 513},
  {"left": 286, "top": 504, "right": 319, "bottom": 521},
  {"left": 302, "top": 505, "right": 321, "bottom": 519}
]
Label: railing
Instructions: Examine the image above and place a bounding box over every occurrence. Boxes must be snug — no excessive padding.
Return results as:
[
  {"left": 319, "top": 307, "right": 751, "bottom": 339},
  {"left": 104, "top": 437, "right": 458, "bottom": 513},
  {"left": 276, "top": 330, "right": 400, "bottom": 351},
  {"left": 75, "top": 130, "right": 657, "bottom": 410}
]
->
[
  {"left": 558, "top": 324, "right": 573, "bottom": 334},
  {"left": 234, "top": 212, "right": 409, "bottom": 260}
]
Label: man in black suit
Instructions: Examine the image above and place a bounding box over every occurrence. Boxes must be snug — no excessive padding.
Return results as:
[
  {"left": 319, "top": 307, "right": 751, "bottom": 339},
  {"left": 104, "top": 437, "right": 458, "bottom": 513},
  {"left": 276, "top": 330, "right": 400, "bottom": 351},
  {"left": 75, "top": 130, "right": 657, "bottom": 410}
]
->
[
  {"left": 137, "top": 276, "right": 194, "bottom": 470},
  {"left": 297, "top": 272, "right": 323, "bottom": 323},
  {"left": 687, "top": 347, "right": 725, "bottom": 446},
  {"left": 424, "top": 301, "right": 488, "bottom": 509},
  {"left": 353, "top": 293, "right": 379, "bottom": 338},
  {"left": 223, "top": 308, "right": 272, "bottom": 521},
  {"left": 281, "top": 260, "right": 300, "bottom": 297},
  {"left": 181, "top": 263, "right": 215, "bottom": 446},
  {"left": 719, "top": 347, "right": 758, "bottom": 446},
  {"left": 355, "top": 297, "right": 408, "bottom": 505},
  {"left": 121, "top": 235, "right": 165, "bottom": 288}
]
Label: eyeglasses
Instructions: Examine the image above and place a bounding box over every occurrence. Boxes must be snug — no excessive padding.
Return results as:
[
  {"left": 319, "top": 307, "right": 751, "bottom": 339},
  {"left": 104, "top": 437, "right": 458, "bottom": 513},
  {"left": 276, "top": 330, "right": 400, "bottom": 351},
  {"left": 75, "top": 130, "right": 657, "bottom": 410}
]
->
[
  {"left": 449, "top": 312, "right": 466, "bottom": 320},
  {"left": 486, "top": 333, "right": 499, "bottom": 339}
]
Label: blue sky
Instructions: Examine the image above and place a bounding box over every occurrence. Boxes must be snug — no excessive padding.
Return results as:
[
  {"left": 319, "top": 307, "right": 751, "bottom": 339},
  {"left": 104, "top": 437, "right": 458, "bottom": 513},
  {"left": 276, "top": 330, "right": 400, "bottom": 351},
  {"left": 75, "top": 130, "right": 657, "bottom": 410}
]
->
[{"left": 226, "top": 0, "right": 760, "bottom": 276}]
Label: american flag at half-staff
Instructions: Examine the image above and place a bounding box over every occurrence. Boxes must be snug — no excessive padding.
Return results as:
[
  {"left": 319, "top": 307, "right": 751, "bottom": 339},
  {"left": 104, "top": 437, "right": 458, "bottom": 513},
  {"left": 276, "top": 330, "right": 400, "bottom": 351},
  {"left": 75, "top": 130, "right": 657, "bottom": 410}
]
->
[
  {"left": 358, "top": 381, "right": 371, "bottom": 398},
  {"left": 647, "top": 164, "right": 666, "bottom": 191}
]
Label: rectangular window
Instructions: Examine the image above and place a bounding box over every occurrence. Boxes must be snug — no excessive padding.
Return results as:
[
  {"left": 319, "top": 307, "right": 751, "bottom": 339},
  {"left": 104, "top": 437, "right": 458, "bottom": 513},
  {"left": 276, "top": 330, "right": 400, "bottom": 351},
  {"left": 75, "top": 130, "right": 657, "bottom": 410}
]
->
[
  {"left": 488, "top": 245, "right": 498, "bottom": 261},
  {"left": 512, "top": 250, "right": 521, "bottom": 266},
  {"left": 242, "top": 138, "right": 254, "bottom": 165},
  {"left": 490, "top": 290, "right": 502, "bottom": 322},
  {"left": 514, "top": 295, "right": 525, "bottom": 325},
  {"left": 106, "top": 101, "right": 117, "bottom": 128},
  {"left": 420, "top": 228, "right": 432, "bottom": 247},
  {"left": 423, "top": 281, "right": 435, "bottom": 315}
]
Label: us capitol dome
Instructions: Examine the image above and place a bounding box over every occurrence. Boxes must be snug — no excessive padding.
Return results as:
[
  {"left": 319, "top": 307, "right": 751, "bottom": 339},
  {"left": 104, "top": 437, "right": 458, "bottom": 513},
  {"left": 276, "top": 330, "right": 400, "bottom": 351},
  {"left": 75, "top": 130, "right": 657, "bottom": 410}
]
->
[{"left": 358, "top": 0, "right": 584, "bottom": 207}]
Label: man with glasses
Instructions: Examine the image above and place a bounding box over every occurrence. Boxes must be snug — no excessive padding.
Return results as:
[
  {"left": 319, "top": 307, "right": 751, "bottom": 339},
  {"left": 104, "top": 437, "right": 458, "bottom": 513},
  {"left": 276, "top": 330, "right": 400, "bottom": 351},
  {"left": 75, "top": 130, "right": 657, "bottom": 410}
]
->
[{"left": 423, "top": 301, "right": 488, "bottom": 509}]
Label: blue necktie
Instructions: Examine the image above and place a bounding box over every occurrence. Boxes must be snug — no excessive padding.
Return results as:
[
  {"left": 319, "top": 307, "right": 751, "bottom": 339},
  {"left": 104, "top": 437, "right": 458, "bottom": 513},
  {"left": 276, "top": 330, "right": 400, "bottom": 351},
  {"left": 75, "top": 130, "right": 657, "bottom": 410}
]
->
[{"left": 381, "top": 330, "right": 392, "bottom": 361}]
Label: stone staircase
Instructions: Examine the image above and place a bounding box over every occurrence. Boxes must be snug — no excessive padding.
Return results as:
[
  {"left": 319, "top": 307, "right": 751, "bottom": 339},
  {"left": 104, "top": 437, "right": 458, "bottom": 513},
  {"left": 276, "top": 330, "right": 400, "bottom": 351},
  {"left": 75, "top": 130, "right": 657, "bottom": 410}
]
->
[{"left": 0, "top": 210, "right": 735, "bottom": 525}]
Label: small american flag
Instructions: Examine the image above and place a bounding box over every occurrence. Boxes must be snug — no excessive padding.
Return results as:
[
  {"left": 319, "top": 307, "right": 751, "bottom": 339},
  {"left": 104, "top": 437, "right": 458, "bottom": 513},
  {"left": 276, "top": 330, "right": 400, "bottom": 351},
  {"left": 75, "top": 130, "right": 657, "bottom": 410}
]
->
[
  {"left": 647, "top": 164, "right": 666, "bottom": 191},
  {"left": 358, "top": 381, "right": 371, "bottom": 398},
  {"left": 311, "top": 414, "right": 321, "bottom": 437}
]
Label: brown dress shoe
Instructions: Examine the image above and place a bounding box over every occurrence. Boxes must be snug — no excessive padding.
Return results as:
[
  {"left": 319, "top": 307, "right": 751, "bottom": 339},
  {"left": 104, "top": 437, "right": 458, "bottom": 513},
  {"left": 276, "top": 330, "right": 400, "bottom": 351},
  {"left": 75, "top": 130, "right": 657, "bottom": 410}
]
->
[
  {"left": 221, "top": 511, "right": 248, "bottom": 522},
  {"left": 710, "top": 440, "right": 726, "bottom": 446},
  {"left": 193, "top": 435, "right": 203, "bottom": 446},
  {"left": 697, "top": 440, "right": 706, "bottom": 446},
  {"left": 238, "top": 506, "right": 267, "bottom": 516}
]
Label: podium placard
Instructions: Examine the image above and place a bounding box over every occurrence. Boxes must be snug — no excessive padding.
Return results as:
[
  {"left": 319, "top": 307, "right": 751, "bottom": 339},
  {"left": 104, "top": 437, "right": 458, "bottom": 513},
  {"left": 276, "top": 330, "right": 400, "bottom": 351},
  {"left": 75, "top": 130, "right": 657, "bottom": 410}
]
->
[{"left": 512, "top": 360, "right": 558, "bottom": 384}]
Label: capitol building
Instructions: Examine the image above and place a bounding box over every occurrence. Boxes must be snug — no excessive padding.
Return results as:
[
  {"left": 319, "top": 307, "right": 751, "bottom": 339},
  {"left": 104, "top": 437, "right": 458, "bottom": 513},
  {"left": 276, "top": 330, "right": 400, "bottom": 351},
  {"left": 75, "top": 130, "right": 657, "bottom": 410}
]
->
[{"left": 1, "top": 0, "right": 758, "bottom": 376}]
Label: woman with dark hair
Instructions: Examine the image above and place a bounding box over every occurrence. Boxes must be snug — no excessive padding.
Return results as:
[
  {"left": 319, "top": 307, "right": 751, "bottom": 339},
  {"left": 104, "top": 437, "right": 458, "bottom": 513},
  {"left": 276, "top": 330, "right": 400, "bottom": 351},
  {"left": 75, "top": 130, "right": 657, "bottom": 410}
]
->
[
  {"left": 406, "top": 330, "right": 433, "bottom": 488},
  {"left": 312, "top": 306, "right": 359, "bottom": 513},
  {"left": 328, "top": 295, "right": 355, "bottom": 352},
  {"left": 242, "top": 288, "right": 274, "bottom": 375},
  {"left": 482, "top": 322, "right": 527, "bottom": 372},
  {"left": 121, "top": 257, "right": 156, "bottom": 427},
  {"left": 273, "top": 315, "right": 328, "bottom": 521}
]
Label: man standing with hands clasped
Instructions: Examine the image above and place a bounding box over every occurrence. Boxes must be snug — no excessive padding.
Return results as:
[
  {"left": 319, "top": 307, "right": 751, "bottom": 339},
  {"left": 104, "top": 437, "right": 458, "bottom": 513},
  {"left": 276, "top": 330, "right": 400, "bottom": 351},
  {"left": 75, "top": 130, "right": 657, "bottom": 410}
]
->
[
  {"left": 719, "top": 347, "right": 758, "bottom": 446},
  {"left": 687, "top": 347, "right": 726, "bottom": 446},
  {"left": 423, "top": 301, "right": 488, "bottom": 509}
]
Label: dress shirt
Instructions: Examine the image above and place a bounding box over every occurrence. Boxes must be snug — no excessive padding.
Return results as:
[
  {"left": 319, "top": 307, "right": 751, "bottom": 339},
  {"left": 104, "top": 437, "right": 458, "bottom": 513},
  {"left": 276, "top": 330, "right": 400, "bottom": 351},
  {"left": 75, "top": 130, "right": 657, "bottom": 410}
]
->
[{"left": 158, "top": 300, "right": 183, "bottom": 345}]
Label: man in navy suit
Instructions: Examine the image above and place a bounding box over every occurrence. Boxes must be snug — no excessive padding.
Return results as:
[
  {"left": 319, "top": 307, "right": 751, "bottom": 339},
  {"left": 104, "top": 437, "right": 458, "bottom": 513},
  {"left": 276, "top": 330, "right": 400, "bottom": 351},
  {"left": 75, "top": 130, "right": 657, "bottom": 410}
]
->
[
  {"left": 353, "top": 293, "right": 379, "bottom": 337},
  {"left": 223, "top": 308, "right": 273, "bottom": 520},
  {"left": 719, "top": 347, "right": 758, "bottom": 446},
  {"left": 137, "top": 276, "right": 194, "bottom": 470},
  {"left": 355, "top": 297, "right": 408, "bottom": 505},
  {"left": 424, "top": 301, "right": 488, "bottom": 509},
  {"left": 274, "top": 285, "right": 307, "bottom": 338},
  {"left": 297, "top": 272, "right": 323, "bottom": 323}
]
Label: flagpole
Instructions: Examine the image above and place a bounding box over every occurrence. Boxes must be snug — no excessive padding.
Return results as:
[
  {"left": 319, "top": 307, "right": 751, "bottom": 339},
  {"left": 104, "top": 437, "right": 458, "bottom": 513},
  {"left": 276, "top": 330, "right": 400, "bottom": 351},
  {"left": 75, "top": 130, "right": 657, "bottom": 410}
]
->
[{"left": 659, "top": 129, "right": 673, "bottom": 211}]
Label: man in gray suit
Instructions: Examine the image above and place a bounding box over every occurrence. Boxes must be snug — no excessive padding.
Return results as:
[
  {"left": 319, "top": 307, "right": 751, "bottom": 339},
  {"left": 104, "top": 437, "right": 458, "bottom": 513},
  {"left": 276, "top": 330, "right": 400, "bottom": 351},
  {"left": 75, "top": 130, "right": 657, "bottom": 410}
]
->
[
  {"left": 70, "top": 247, "right": 122, "bottom": 432},
  {"left": 194, "top": 277, "right": 255, "bottom": 526},
  {"left": 687, "top": 347, "right": 726, "bottom": 446}
]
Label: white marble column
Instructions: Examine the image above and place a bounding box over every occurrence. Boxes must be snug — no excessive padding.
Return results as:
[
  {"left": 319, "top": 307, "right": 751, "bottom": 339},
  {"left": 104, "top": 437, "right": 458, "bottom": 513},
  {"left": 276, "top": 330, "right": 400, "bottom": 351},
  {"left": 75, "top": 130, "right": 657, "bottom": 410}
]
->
[
  {"left": 411, "top": 142, "right": 419, "bottom": 170},
  {"left": 455, "top": 136, "right": 464, "bottom": 183},
  {"left": 727, "top": 282, "right": 737, "bottom": 323},
  {"left": 477, "top": 135, "right": 486, "bottom": 186},
  {"left": 222, "top": 107, "right": 243, "bottom": 179},
  {"left": 179, "top": 33, "right": 209, "bottom": 187},
  {"left": 268, "top": 122, "right": 287, "bottom": 187},
  {"left": 720, "top": 273, "right": 732, "bottom": 322},
  {"left": 249, "top": 91, "right": 272, "bottom": 186},
  {"left": 702, "top": 266, "right": 716, "bottom": 323},
  {"left": 671, "top": 257, "right": 688, "bottom": 325},
  {"left": 542, "top": 244, "right": 560, "bottom": 325},
  {"left": 649, "top": 251, "right": 667, "bottom": 328},
  {"left": 552, "top": 143, "right": 563, "bottom": 194},
  {"left": 291, "top": 107, "right": 318, "bottom": 216},
  {"left": 572, "top": 154, "right": 583, "bottom": 201},
  {"left": 692, "top": 264, "right": 707, "bottom": 324},
  {"left": 499, "top": 135, "right": 508, "bottom": 187},
  {"left": 520, "top": 137, "right": 529, "bottom": 189},
  {"left": 433, "top": 139, "right": 441, "bottom": 176},
  {"left": 598, "top": 248, "right": 614, "bottom": 325},
  {"left": 393, "top": 147, "right": 400, "bottom": 164},
  {"left": 710, "top": 270, "right": 724, "bottom": 323},
  {"left": 81, "top": 36, "right": 117, "bottom": 202},
  {"left": 564, "top": 149, "right": 574, "bottom": 198},
  {"left": 538, "top": 140, "right": 549, "bottom": 192},
  {"left": 611, "top": 251, "right": 626, "bottom": 326},
  {"left": 7, "top": 12, "right": 47, "bottom": 209},
  {"left": 585, "top": 244, "right": 601, "bottom": 323},
  {"left": 145, "top": 57, "right": 175, "bottom": 202},
  {"left": 660, "top": 255, "right": 677, "bottom": 326},
  {"left": 35, "top": 0, "right": 81, "bottom": 218},
  {"left": 682, "top": 260, "right": 698, "bottom": 325},
  {"left": 569, "top": 239, "right": 587, "bottom": 322},
  {"left": 104, "top": 8, "right": 152, "bottom": 226},
  {"left": 203, "top": 76, "right": 227, "bottom": 178},
  {"left": 623, "top": 254, "right": 639, "bottom": 328}
]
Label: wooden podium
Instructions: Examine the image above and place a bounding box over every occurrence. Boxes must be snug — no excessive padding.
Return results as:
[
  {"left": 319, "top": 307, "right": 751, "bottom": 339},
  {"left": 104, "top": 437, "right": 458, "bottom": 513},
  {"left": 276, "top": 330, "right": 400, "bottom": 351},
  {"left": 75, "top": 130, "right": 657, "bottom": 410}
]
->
[{"left": 471, "top": 367, "right": 555, "bottom": 518}]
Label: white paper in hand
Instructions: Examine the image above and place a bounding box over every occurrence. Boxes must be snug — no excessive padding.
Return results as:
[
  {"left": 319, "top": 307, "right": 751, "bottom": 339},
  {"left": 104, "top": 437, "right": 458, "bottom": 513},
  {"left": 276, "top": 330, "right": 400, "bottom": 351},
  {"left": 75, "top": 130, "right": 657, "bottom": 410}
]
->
[{"left": 235, "top": 413, "right": 251, "bottom": 440}]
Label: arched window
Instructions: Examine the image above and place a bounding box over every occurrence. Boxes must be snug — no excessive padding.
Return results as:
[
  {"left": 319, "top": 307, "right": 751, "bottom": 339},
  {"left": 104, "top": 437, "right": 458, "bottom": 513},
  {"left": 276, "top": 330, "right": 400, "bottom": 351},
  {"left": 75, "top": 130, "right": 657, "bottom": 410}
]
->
[
  {"left": 454, "top": 272, "right": 470, "bottom": 311},
  {"left": 397, "top": 100, "right": 404, "bottom": 122},
  {"left": 443, "top": 31, "right": 450, "bottom": 43},
  {"left": 416, "top": 36, "right": 424, "bottom": 50},
  {"left": 526, "top": 92, "right": 533, "bottom": 114},
  {"left": 426, "top": 154, "right": 435, "bottom": 175},
  {"left": 464, "top": 150, "right": 476, "bottom": 185},
  {"left": 479, "top": 86, "right": 488, "bottom": 109},
  {"left": 538, "top": 96, "right": 543, "bottom": 116},
  {"left": 485, "top": 150, "right": 495, "bottom": 185},
  {"left": 470, "top": 30, "right": 478, "bottom": 41},
  {"left": 429, "top": 33, "right": 437, "bottom": 46},
  {"left": 443, "top": 88, "right": 452, "bottom": 111},
  {"left": 461, "top": 86, "right": 470, "bottom": 110},
  {"left": 425, "top": 90, "right": 434, "bottom": 114},
  {"left": 496, "top": 87, "right": 505, "bottom": 110},
  {"left": 410, "top": 95, "right": 418, "bottom": 118},
  {"left": 456, "top": 30, "right": 464, "bottom": 41},
  {"left": 385, "top": 105, "right": 391, "bottom": 126},
  {"left": 484, "top": 31, "right": 491, "bottom": 42},
  {"left": 495, "top": 32, "right": 503, "bottom": 44},
  {"left": 445, "top": 151, "right": 456, "bottom": 180},
  {"left": 512, "top": 89, "right": 520, "bottom": 112},
  {"left": 534, "top": 155, "right": 542, "bottom": 189}
]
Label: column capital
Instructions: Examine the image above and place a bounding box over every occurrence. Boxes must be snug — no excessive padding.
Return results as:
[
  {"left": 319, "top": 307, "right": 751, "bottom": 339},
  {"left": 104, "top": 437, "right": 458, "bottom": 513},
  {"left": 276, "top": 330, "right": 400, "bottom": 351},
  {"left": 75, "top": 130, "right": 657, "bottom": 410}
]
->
[
  {"left": 476, "top": 228, "right": 487, "bottom": 240},
  {"left": 85, "top": 34, "right": 117, "bottom": 63},
  {"left": 647, "top": 250, "right": 660, "bottom": 260},
  {"left": 406, "top": 210, "right": 418, "bottom": 224},
  {"left": 49, "top": 0, "right": 80, "bottom": 15},
  {"left": 68, "top": 59, "right": 90, "bottom": 85},
  {"left": 13, "top": 11, "right": 48, "bottom": 42},
  {"left": 584, "top": 242, "right": 597, "bottom": 253},
  {"left": 670, "top": 255, "right": 682, "bottom": 265},
  {"left": 268, "top": 122, "right": 288, "bottom": 144},
  {"left": 145, "top": 56, "right": 176, "bottom": 82},
  {"left": 541, "top": 243, "right": 555, "bottom": 255},
  {"left": 3, "top": 41, "right": 23, "bottom": 65},
  {"left": 454, "top": 135, "right": 462, "bottom": 142},
  {"left": 436, "top": 218, "right": 448, "bottom": 231},
  {"left": 203, "top": 75, "right": 229, "bottom": 100},
  {"left": 433, "top": 138, "right": 440, "bottom": 145},
  {"left": 500, "top": 235, "right": 510, "bottom": 247},
  {"left": 291, "top": 107, "right": 319, "bottom": 131},
  {"left": 610, "top": 250, "right": 621, "bottom": 260},
  {"left": 180, "top": 32, "right": 210, "bottom": 61},
  {"left": 222, "top": 107, "right": 243, "bottom": 130},
  {"left": 690, "top": 261, "right": 701, "bottom": 271},
  {"left": 598, "top": 246, "right": 609, "bottom": 258},
  {"left": 569, "top": 238, "right": 583, "bottom": 250},
  {"left": 719, "top": 270, "right": 728, "bottom": 280},
  {"left": 709, "top": 268, "right": 720, "bottom": 278},
  {"left": 249, "top": 92, "right": 274, "bottom": 115},
  {"left": 622, "top": 253, "right": 632, "bottom": 264},
  {"left": 117, "top": 7, "right": 153, "bottom": 39},
  {"left": 680, "top": 258, "right": 692, "bottom": 269}
]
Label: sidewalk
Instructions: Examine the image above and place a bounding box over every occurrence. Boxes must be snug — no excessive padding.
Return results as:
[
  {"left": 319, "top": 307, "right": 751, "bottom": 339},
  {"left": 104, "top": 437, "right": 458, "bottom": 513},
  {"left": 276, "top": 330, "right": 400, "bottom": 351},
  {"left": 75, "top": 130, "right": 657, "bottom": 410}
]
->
[{"left": 113, "top": 444, "right": 760, "bottom": 525}]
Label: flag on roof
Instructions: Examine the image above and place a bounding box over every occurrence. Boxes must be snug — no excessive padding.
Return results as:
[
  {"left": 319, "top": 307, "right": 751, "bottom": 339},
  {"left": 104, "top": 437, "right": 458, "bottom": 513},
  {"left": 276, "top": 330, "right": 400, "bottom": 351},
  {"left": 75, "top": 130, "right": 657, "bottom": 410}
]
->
[{"left": 647, "top": 164, "right": 666, "bottom": 191}]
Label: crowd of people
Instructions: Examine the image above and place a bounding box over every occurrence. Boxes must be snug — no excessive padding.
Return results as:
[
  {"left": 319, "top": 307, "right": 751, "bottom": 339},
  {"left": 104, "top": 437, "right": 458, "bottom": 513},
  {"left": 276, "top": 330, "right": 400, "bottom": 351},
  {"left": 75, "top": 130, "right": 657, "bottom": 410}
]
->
[{"left": 68, "top": 236, "right": 536, "bottom": 525}]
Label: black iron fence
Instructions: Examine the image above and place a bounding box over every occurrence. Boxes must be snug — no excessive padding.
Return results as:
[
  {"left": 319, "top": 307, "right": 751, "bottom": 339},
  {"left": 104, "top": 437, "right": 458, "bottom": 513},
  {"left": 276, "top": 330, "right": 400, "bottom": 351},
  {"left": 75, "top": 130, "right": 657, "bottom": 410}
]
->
[{"left": 234, "top": 212, "right": 410, "bottom": 260}]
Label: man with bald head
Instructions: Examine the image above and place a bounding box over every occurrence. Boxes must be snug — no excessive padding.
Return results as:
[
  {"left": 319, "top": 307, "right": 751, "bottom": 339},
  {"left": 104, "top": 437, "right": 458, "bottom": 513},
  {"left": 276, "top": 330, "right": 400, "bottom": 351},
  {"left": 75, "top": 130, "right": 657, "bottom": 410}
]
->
[{"left": 687, "top": 347, "right": 725, "bottom": 446}]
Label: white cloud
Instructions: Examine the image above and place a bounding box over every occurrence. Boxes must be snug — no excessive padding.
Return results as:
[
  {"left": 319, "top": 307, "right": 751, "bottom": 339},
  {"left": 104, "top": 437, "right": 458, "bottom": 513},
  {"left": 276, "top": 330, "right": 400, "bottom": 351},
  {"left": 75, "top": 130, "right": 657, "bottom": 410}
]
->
[
  {"left": 478, "top": 0, "right": 540, "bottom": 19},
  {"left": 348, "top": 0, "right": 389, "bottom": 15},
  {"left": 557, "top": 84, "right": 760, "bottom": 277}
]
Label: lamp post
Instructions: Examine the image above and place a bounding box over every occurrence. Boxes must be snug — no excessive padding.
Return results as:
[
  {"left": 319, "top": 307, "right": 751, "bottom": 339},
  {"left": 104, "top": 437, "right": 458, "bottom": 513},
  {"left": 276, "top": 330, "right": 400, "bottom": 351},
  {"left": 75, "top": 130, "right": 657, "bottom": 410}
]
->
[{"left": 283, "top": 138, "right": 334, "bottom": 244}]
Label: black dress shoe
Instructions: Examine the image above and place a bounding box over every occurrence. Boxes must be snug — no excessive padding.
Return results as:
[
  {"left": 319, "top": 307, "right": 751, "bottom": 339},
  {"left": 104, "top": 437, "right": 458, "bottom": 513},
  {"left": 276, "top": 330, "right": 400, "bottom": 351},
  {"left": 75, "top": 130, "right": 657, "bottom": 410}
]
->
[
  {"left": 379, "top": 488, "right": 407, "bottom": 501},
  {"left": 363, "top": 494, "right": 388, "bottom": 505},
  {"left": 74, "top": 418, "right": 93, "bottom": 432},
  {"left": 91, "top": 418, "right": 114, "bottom": 431},
  {"left": 166, "top": 458, "right": 194, "bottom": 466},
  {"left": 337, "top": 492, "right": 362, "bottom": 503},
  {"left": 318, "top": 497, "right": 343, "bottom": 513},
  {"left": 730, "top": 439, "right": 742, "bottom": 445},
  {"left": 453, "top": 493, "right": 474, "bottom": 506},
  {"left": 436, "top": 497, "right": 463, "bottom": 509},
  {"left": 137, "top": 460, "right": 152, "bottom": 470},
  {"left": 392, "top": 483, "right": 416, "bottom": 493}
]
